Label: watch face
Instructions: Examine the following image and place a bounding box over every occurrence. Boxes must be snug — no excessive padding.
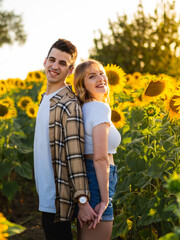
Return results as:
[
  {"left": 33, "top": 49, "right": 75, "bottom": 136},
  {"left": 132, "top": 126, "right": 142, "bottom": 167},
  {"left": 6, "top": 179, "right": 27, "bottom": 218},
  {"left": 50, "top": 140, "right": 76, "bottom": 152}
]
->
[{"left": 80, "top": 196, "right": 87, "bottom": 204}]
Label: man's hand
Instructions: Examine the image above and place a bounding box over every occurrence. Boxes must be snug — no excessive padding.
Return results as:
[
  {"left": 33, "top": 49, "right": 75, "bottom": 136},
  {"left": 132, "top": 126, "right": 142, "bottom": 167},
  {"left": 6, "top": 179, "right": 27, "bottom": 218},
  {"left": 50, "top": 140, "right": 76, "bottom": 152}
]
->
[{"left": 78, "top": 202, "right": 97, "bottom": 229}]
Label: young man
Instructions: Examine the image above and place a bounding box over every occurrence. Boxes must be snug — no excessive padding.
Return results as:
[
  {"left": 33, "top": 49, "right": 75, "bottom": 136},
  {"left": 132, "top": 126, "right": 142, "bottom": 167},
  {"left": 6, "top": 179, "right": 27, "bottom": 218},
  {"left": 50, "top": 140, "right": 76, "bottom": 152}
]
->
[{"left": 34, "top": 39, "right": 97, "bottom": 240}]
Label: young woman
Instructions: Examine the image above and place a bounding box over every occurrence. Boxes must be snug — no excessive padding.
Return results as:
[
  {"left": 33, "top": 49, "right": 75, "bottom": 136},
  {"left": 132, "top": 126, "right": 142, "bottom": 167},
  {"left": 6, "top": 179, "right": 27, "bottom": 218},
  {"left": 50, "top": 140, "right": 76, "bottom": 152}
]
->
[{"left": 74, "top": 59, "right": 121, "bottom": 240}]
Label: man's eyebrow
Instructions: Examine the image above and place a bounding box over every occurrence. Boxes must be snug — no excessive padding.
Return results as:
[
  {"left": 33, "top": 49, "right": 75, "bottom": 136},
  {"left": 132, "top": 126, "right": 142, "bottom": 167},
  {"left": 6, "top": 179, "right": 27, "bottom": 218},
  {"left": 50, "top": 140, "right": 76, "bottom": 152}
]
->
[
  {"left": 48, "top": 56, "right": 55, "bottom": 60},
  {"left": 59, "top": 60, "right": 67, "bottom": 64}
]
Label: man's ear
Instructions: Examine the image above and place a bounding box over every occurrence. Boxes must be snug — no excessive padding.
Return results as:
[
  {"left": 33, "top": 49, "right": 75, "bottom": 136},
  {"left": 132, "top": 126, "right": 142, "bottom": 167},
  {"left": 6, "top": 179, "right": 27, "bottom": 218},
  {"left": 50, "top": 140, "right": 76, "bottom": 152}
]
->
[
  {"left": 43, "top": 58, "right": 47, "bottom": 67},
  {"left": 67, "top": 66, "right": 74, "bottom": 76}
]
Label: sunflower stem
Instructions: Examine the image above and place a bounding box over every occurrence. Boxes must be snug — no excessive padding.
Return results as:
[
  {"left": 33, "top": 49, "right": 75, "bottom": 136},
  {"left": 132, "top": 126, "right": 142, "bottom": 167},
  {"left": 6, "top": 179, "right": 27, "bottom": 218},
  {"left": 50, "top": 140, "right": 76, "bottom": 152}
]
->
[
  {"left": 175, "top": 132, "right": 179, "bottom": 168},
  {"left": 149, "top": 224, "right": 153, "bottom": 240},
  {"left": 153, "top": 140, "right": 157, "bottom": 155}
]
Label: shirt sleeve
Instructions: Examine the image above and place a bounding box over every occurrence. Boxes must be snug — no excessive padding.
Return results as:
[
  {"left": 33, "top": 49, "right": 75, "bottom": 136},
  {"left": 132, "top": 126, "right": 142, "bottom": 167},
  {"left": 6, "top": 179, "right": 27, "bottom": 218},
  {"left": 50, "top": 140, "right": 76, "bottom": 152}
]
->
[
  {"left": 63, "top": 102, "right": 90, "bottom": 200},
  {"left": 91, "top": 102, "right": 111, "bottom": 128}
]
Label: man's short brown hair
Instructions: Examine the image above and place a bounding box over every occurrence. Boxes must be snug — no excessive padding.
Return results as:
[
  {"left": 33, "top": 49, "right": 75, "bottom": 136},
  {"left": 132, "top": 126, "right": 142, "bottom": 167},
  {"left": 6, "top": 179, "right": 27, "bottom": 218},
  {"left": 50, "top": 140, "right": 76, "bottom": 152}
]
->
[{"left": 47, "top": 38, "right": 77, "bottom": 65}]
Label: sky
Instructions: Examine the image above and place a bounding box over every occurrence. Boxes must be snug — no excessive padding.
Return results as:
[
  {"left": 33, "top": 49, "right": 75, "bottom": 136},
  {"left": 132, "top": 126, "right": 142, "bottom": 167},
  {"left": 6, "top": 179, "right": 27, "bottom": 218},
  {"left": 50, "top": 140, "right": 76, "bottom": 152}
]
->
[{"left": 0, "top": 0, "right": 180, "bottom": 80}]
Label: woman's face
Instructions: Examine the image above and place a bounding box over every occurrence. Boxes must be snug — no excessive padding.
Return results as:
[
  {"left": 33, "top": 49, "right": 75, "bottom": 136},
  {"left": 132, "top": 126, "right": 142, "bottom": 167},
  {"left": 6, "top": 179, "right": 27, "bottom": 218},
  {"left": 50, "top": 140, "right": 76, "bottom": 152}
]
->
[{"left": 83, "top": 63, "right": 108, "bottom": 101}]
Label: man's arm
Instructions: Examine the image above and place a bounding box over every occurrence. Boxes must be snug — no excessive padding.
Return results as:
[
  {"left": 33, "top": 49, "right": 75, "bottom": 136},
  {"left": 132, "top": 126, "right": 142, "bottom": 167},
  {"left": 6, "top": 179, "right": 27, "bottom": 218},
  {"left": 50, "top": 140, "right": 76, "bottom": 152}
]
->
[{"left": 63, "top": 102, "right": 97, "bottom": 226}]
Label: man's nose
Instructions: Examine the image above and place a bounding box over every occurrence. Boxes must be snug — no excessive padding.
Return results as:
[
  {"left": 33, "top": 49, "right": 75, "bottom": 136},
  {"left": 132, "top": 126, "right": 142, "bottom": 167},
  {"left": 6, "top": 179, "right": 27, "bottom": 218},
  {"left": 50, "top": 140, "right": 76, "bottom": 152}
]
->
[{"left": 52, "top": 61, "right": 59, "bottom": 69}]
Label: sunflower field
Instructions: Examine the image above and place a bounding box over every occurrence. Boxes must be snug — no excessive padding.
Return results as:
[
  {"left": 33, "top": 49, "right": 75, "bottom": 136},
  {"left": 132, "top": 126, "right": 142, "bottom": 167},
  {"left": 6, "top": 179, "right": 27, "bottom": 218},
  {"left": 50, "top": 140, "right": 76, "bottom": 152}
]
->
[{"left": 1, "top": 65, "right": 180, "bottom": 239}]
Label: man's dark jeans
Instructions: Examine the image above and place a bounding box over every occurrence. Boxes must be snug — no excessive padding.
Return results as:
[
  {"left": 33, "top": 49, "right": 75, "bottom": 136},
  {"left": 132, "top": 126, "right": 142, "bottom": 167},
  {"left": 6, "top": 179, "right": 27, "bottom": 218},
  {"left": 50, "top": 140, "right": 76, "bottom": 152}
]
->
[{"left": 42, "top": 212, "right": 73, "bottom": 240}]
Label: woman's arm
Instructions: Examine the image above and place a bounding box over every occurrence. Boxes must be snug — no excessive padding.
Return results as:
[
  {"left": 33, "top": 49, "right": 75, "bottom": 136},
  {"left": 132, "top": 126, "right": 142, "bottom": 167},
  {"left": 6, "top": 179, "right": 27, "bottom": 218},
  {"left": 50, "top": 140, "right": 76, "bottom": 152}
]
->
[{"left": 92, "top": 122, "right": 110, "bottom": 223}]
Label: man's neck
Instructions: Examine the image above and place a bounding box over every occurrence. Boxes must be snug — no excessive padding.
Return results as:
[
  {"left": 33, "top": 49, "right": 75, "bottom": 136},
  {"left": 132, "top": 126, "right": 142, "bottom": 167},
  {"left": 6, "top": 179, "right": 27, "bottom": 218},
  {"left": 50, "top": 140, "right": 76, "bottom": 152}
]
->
[{"left": 46, "top": 82, "right": 67, "bottom": 95}]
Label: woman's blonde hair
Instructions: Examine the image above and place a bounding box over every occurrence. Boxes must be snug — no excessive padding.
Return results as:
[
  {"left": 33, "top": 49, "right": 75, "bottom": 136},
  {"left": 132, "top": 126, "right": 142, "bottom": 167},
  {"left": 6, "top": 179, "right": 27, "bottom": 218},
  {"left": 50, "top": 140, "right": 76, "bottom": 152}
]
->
[{"left": 73, "top": 59, "right": 109, "bottom": 104}]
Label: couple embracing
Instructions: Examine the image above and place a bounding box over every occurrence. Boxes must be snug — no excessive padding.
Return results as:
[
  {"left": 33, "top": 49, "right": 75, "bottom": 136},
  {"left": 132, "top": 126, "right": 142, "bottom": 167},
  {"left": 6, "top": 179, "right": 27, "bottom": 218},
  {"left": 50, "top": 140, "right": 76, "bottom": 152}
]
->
[{"left": 34, "top": 38, "right": 121, "bottom": 240}]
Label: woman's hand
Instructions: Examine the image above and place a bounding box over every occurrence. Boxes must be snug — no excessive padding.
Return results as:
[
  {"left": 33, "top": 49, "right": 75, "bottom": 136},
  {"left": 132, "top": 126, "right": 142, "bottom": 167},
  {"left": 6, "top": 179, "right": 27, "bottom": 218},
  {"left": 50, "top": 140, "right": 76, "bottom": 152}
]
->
[{"left": 92, "top": 201, "right": 109, "bottom": 228}]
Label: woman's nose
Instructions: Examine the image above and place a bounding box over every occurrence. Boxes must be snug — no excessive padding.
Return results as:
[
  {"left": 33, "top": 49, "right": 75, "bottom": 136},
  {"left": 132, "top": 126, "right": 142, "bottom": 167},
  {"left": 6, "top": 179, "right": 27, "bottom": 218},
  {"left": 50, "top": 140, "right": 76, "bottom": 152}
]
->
[{"left": 98, "top": 74, "right": 104, "bottom": 81}]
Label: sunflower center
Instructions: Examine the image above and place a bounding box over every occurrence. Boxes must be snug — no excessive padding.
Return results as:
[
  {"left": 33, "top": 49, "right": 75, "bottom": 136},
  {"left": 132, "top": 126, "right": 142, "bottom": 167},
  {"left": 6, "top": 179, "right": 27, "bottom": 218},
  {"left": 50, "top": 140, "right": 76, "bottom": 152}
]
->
[
  {"left": 147, "top": 107, "right": 156, "bottom": 116},
  {"left": 138, "top": 95, "right": 143, "bottom": 101},
  {"left": 111, "top": 110, "right": 121, "bottom": 122},
  {"left": 145, "top": 81, "right": 165, "bottom": 97},
  {"left": 0, "top": 104, "right": 8, "bottom": 116},
  {"left": 30, "top": 108, "right": 35, "bottom": 115},
  {"left": 134, "top": 75, "right": 140, "bottom": 80},
  {"left": 22, "top": 100, "right": 30, "bottom": 108},
  {"left": 170, "top": 95, "right": 180, "bottom": 113},
  {"left": 35, "top": 72, "right": 41, "bottom": 79},
  {"left": 107, "top": 71, "right": 119, "bottom": 85}
]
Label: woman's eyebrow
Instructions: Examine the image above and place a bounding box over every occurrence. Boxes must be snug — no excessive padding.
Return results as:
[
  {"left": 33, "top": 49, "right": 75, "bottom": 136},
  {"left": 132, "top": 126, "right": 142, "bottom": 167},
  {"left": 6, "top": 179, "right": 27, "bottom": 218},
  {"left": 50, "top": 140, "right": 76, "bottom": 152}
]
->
[{"left": 88, "top": 72, "right": 96, "bottom": 76}]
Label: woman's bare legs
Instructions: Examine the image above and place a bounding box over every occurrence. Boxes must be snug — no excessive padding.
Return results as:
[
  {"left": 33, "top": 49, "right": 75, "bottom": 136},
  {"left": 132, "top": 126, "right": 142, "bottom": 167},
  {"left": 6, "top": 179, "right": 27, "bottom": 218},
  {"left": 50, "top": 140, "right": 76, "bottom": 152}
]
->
[{"left": 80, "top": 221, "right": 113, "bottom": 240}]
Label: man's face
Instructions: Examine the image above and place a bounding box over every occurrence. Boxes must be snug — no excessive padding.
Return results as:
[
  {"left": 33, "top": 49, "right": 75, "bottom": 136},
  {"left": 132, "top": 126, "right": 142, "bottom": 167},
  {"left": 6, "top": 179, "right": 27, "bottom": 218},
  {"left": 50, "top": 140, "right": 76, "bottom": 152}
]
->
[{"left": 43, "top": 48, "right": 73, "bottom": 85}]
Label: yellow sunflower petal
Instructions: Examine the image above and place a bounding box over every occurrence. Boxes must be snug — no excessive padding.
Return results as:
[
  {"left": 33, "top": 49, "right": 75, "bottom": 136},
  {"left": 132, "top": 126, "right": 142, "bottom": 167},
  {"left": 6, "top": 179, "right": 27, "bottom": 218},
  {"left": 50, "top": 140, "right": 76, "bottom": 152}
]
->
[
  {"left": 111, "top": 105, "right": 126, "bottom": 129},
  {"left": 25, "top": 71, "right": 47, "bottom": 83},
  {"left": 17, "top": 96, "right": 33, "bottom": 111},
  {"left": 132, "top": 72, "right": 142, "bottom": 80},
  {"left": 104, "top": 64, "right": 126, "bottom": 93},
  {"left": 164, "top": 90, "right": 180, "bottom": 121},
  {"left": 0, "top": 101, "right": 17, "bottom": 120},
  {"left": 144, "top": 104, "right": 160, "bottom": 118},
  {"left": 0, "top": 83, "right": 7, "bottom": 96},
  {"left": 26, "top": 103, "right": 39, "bottom": 118},
  {"left": 1, "top": 97, "right": 15, "bottom": 107},
  {"left": 66, "top": 74, "right": 75, "bottom": 92},
  {"left": 142, "top": 74, "right": 175, "bottom": 103}
]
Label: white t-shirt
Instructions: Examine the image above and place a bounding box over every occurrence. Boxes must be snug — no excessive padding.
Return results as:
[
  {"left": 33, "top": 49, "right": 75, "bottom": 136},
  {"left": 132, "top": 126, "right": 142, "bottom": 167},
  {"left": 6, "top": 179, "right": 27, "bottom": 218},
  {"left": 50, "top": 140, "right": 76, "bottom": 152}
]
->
[
  {"left": 82, "top": 101, "right": 121, "bottom": 154},
  {"left": 34, "top": 88, "right": 64, "bottom": 213}
]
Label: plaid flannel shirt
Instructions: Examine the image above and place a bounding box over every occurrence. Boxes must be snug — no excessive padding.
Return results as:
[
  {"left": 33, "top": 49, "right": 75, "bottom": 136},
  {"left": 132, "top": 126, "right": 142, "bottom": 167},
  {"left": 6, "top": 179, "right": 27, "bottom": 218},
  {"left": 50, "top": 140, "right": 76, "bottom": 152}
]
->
[{"left": 46, "top": 86, "right": 89, "bottom": 222}]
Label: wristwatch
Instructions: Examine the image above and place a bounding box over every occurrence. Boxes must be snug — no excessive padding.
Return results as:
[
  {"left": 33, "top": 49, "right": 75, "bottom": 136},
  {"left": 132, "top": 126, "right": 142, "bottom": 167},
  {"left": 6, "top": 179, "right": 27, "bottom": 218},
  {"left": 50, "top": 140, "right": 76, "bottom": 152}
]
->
[{"left": 78, "top": 196, "right": 88, "bottom": 205}]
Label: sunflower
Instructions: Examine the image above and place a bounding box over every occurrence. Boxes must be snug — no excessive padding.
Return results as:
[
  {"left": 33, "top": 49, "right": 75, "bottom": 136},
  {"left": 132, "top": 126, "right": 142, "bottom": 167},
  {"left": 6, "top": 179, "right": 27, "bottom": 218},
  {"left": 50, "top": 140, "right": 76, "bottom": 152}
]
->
[
  {"left": 11, "top": 107, "right": 17, "bottom": 118},
  {"left": 104, "top": 64, "right": 126, "bottom": 93},
  {"left": 66, "top": 74, "right": 74, "bottom": 85},
  {"left": 6, "top": 78, "right": 16, "bottom": 89},
  {"left": 123, "top": 88, "right": 133, "bottom": 97},
  {"left": 17, "top": 79, "right": 26, "bottom": 89},
  {"left": 144, "top": 104, "right": 160, "bottom": 118},
  {"left": 0, "top": 101, "right": 17, "bottom": 120},
  {"left": 125, "top": 74, "right": 135, "bottom": 87},
  {"left": 130, "top": 88, "right": 147, "bottom": 108},
  {"left": 26, "top": 102, "right": 39, "bottom": 118},
  {"left": 1, "top": 97, "right": 15, "bottom": 107},
  {"left": 132, "top": 72, "right": 142, "bottom": 80},
  {"left": 66, "top": 74, "right": 75, "bottom": 92},
  {"left": 142, "top": 74, "right": 173, "bottom": 103},
  {"left": 0, "top": 80, "right": 6, "bottom": 85},
  {"left": 111, "top": 105, "right": 126, "bottom": 129},
  {"left": 165, "top": 92, "right": 180, "bottom": 121},
  {"left": 0, "top": 80, "right": 7, "bottom": 89},
  {"left": 25, "top": 71, "right": 46, "bottom": 83},
  {"left": 38, "top": 85, "right": 47, "bottom": 103},
  {"left": 125, "top": 74, "right": 134, "bottom": 83},
  {"left": 0, "top": 83, "right": 7, "bottom": 95},
  {"left": 13, "top": 78, "right": 22, "bottom": 87},
  {"left": 109, "top": 91, "right": 115, "bottom": 107},
  {"left": 158, "top": 74, "right": 176, "bottom": 89},
  {"left": 17, "top": 96, "right": 33, "bottom": 111},
  {"left": 131, "top": 96, "right": 146, "bottom": 108},
  {"left": 125, "top": 73, "right": 145, "bottom": 90},
  {"left": 0, "top": 212, "right": 9, "bottom": 239}
]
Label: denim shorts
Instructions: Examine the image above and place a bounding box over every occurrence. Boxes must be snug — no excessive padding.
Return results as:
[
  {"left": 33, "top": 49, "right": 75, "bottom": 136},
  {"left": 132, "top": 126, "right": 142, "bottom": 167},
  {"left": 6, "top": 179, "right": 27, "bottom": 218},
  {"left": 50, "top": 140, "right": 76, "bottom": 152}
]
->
[{"left": 85, "top": 159, "right": 118, "bottom": 221}]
